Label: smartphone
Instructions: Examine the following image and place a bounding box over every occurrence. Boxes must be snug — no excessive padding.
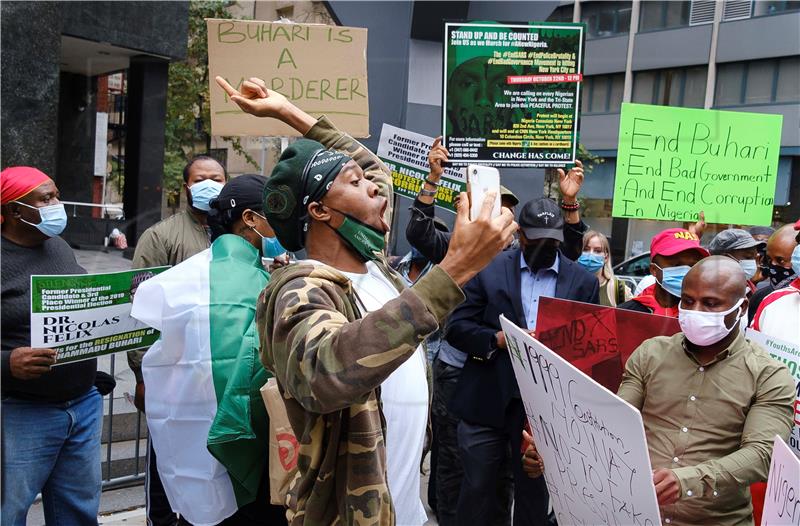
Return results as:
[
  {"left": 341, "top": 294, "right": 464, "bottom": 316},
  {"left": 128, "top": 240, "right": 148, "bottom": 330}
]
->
[{"left": 468, "top": 165, "right": 501, "bottom": 221}]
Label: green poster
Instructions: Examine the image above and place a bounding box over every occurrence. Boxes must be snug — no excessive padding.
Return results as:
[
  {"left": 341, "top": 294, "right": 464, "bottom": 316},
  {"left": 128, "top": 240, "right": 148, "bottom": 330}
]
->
[
  {"left": 442, "top": 21, "right": 585, "bottom": 166},
  {"left": 613, "top": 103, "right": 782, "bottom": 225},
  {"left": 377, "top": 123, "right": 466, "bottom": 212},
  {"left": 30, "top": 266, "right": 169, "bottom": 365}
]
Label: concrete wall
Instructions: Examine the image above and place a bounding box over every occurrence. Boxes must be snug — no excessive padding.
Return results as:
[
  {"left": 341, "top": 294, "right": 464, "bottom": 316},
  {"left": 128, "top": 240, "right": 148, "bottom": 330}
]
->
[
  {"left": 580, "top": 113, "right": 622, "bottom": 151},
  {"left": 584, "top": 35, "right": 629, "bottom": 75},
  {"left": 633, "top": 25, "right": 712, "bottom": 70},
  {"left": 1, "top": 2, "right": 61, "bottom": 174},
  {"left": 61, "top": 1, "right": 188, "bottom": 60},
  {"left": 717, "top": 11, "right": 800, "bottom": 63}
]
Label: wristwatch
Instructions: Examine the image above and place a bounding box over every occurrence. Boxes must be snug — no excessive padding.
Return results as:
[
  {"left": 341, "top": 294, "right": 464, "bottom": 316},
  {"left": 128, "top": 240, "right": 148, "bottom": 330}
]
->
[{"left": 420, "top": 188, "right": 437, "bottom": 197}]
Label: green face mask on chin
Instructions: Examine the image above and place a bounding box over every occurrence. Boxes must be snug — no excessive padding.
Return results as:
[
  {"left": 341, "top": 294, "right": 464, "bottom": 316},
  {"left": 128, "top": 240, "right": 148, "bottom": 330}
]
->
[{"left": 330, "top": 211, "right": 386, "bottom": 262}]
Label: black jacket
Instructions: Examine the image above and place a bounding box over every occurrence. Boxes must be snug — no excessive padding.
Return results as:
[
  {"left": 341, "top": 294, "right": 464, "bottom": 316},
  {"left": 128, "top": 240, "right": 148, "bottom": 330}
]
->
[{"left": 446, "top": 248, "right": 600, "bottom": 429}]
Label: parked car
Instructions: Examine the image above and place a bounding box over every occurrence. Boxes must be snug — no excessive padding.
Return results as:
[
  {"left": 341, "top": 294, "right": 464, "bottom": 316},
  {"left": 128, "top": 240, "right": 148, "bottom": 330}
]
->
[{"left": 613, "top": 252, "right": 651, "bottom": 290}]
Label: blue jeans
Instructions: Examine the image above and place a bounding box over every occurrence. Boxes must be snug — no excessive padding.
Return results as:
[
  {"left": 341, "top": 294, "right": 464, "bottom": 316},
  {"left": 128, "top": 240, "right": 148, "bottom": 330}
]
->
[{"left": 2, "top": 387, "right": 103, "bottom": 526}]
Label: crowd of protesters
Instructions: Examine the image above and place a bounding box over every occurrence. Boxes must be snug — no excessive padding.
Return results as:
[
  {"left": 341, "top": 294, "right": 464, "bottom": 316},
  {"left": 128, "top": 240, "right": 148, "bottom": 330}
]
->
[{"left": 1, "top": 75, "right": 798, "bottom": 526}]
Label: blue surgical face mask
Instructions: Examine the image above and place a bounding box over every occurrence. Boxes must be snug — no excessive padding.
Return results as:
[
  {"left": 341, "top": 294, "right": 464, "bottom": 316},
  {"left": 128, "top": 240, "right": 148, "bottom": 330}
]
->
[
  {"left": 252, "top": 213, "right": 286, "bottom": 258},
  {"left": 15, "top": 201, "right": 67, "bottom": 237},
  {"left": 654, "top": 264, "right": 691, "bottom": 298},
  {"left": 792, "top": 244, "right": 800, "bottom": 276},
  {"left": 189, "top": 179, "right": 224, "bottom": 212},
  {"left": 739, "top": 259, "right": 758, "bottom": 281},
  {"left": 577, "top": 252, "right": 605, "bottom": 273}
]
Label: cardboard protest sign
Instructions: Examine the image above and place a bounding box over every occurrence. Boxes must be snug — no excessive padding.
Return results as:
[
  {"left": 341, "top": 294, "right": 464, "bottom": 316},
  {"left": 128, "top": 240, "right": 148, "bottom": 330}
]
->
[
  {"left": 748, "top": 329, "right": 800, "bottom": 457},
  {"left": 535, "top": 297, "right": 681, "bottom": 392},
  {"left": 613, "top": 103, "right": 782, "bottom": 225},
  {"left": 761, "top": 436, "right": 800, "bottom": 526},
  {"left": 207, "top": 19, "right": 368, "bottom": 137},
  {"left": 442, "top": 21, "right": 584, "bottom": 166},
  {"left": 500, "top": 315, "right": 661, "bottom": 526},
  {"left": 376, "top": 124, "right": 466, "bottom": 212},
  {"left": 31, "top": 267, "right": 168, "bottom": 364}
]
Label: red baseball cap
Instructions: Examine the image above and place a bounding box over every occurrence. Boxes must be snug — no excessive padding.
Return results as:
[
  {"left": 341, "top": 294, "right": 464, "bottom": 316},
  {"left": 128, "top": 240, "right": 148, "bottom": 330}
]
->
[{"left": 650, "top": 228, "right": 710, "bottom": 258}]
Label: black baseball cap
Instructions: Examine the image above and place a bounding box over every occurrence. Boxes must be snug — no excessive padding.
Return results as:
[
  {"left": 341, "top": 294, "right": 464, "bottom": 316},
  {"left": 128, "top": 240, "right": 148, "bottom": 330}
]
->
[{"left": 518, "top": 198, "right": 564, "bottom": 241}]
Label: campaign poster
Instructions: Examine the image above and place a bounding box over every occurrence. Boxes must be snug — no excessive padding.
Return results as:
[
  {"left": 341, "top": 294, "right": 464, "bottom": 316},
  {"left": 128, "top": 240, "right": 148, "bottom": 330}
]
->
[
  {"left": 377, "top": 124, "right": 466, "bottom": 212},
  {"left": 442, "top": 21, "right": 584, "bottom": 166},
  {"left": 30, "top": 267, "right": 169, "bottom": 365}
]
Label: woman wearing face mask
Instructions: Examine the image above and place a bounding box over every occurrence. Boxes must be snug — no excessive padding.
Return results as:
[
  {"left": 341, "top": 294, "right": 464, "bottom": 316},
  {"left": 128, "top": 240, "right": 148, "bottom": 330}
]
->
[
  {"left": 129, "top": 174, "right": 289, "bottom": 526},
  {"left": 577, "top": 230, "right": 631, "bottom": 307}
]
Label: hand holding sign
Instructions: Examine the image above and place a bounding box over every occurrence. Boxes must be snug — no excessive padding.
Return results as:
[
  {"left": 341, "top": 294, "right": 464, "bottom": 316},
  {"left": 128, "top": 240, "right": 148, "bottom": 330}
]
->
[
  {"left": 214, "top": 76, "right": 316, "bottom": 135},
  {"left": 557, "top": 159, "right": 584, "bottom": 202},
  {"left": 522, "top": 429, "right": 544, "bottom": 479},
  {"left": 428, "top": 137, "right": 450, "bottom": 181},
  {"left": 9, "top": 347, "right": 56, "bottom": 380},
  {"left": 653, "top": 468, "right": 681, "bottom": 506}
]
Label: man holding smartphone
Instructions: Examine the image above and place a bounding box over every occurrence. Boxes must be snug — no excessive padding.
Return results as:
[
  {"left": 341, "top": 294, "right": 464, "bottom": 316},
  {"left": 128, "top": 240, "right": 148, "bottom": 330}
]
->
[{"left": 446, "top": 198, "right": 600, "bottom": 525}]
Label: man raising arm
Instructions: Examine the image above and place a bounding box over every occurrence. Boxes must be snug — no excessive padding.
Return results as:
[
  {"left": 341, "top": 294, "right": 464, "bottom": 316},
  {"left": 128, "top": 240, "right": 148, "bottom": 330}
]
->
[{"left": 217, "top": 76, "right": 517, "bottom": 526}]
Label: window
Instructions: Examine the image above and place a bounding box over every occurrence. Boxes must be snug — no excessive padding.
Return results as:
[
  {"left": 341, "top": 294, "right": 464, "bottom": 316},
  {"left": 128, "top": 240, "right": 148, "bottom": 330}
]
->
[
  {"left": 640, "top": 1, "right": 691, "bottom": 31},
  {"left": 745, "top": 60, "right": 776, "bottom": 104},
  {"left": 633, "top": 67, "right": 708, "bottom": 107},
  {"left": 715, "top": 63, "right": 745, "bottom": 105},
  {"left": 776, "top": 57, "right": 800, "bottom": 102},
  {"left": 715, "top": 57, "right": 800, "bottom": 106},
  {"left": 582, "top": 74, "right": 626, "bottom": 113},
  {"left": 581, "top": 1, "right": 632, "bottom": 38},
  {"left": 547, "top": 5, "right": 574, "bottom": 23},
  {"left": 752, "top": 0, "right": 800, "bottom": 16}
]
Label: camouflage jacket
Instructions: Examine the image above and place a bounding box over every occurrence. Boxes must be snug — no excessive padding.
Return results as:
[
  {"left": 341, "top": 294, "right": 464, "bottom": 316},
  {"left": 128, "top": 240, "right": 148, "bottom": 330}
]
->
[{"left": 257, "top": 117, "right": 465, "bottom": 526}]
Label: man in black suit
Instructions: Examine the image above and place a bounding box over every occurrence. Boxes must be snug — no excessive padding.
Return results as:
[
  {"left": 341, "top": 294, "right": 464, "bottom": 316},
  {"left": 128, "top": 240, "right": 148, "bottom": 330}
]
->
[{"left": 447, "top": 198, "right": 600, "bottom": 525}]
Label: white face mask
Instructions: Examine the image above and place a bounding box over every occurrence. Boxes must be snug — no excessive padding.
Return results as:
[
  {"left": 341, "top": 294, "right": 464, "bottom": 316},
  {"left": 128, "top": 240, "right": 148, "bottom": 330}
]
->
[{"left": 678, "top": 297, "right": 745, "bottom": 347}]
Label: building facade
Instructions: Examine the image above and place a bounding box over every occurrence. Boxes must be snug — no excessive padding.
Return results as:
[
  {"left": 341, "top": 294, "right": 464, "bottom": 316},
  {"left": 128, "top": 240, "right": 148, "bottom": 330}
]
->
[
  {"left": 1, "top": 1, "right": 188, "bottom": 246},
  {"left": 551, "top": 0, "right": 799, "bottom": 259}
]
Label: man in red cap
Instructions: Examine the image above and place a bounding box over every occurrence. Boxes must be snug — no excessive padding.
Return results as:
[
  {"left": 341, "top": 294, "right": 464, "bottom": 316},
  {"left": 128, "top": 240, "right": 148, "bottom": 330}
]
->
[
  {"left": 1, "top": 167, "right": 103, "bottom": 524},
  {"left": 618, "top": 228, "right": 709, "bottom": 317}
]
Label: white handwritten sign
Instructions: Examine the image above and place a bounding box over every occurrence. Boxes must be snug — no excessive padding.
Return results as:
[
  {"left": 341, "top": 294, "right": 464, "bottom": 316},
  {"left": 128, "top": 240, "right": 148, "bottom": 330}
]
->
[
  {"left": 500, "top": 315, "right": 661, "bottom": 526},
  {"left": 762, "top": 436, "right": 800, "bottom": 526},
  {"left": 749, "top": 329, "right": 800, "bottom": 458}
]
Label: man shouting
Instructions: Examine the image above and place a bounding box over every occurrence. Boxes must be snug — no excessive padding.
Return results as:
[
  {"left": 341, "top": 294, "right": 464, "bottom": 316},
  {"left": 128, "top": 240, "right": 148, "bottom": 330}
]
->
[{"left": 216, "top": 76, "right": 517, "bottom": 526}]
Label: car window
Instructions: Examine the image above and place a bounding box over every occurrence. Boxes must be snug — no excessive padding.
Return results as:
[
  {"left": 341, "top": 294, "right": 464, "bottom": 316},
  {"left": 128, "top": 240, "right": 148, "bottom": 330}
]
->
[{"left": 618, "top": 254, "right": 651, "bottom": 276}]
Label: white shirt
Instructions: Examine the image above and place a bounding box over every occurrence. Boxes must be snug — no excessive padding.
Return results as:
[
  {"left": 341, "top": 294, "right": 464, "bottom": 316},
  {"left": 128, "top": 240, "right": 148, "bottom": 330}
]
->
[{"left": 341, "top": 261, "right": 429, "bottom": 526}]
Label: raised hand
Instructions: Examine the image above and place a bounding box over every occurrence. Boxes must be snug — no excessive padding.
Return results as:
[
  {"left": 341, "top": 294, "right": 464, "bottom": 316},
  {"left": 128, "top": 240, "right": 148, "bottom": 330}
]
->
[
  {"left": 557, "top": 159, "right": 584, "bottom": 202},
  {"left": 215, "top": 76, "right": 289, "bottom": 118},
  {"left": 688, "top": 210, "right": 706, "bottom": 239},
  {"left": 215, "top": 76, "right": 316, "bottom": 134},
  {"left": 428, "top": 137, "right": 450, "bottom": 181}
]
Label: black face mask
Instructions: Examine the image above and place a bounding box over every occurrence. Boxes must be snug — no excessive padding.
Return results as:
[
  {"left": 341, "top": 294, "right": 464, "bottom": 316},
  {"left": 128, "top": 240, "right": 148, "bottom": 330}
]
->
[
  {"left": 767, "top": 262, "right": 795, "bottom": 287},
  {"left": 523, "top": 242, "right": 558, "bottom": 270}
]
